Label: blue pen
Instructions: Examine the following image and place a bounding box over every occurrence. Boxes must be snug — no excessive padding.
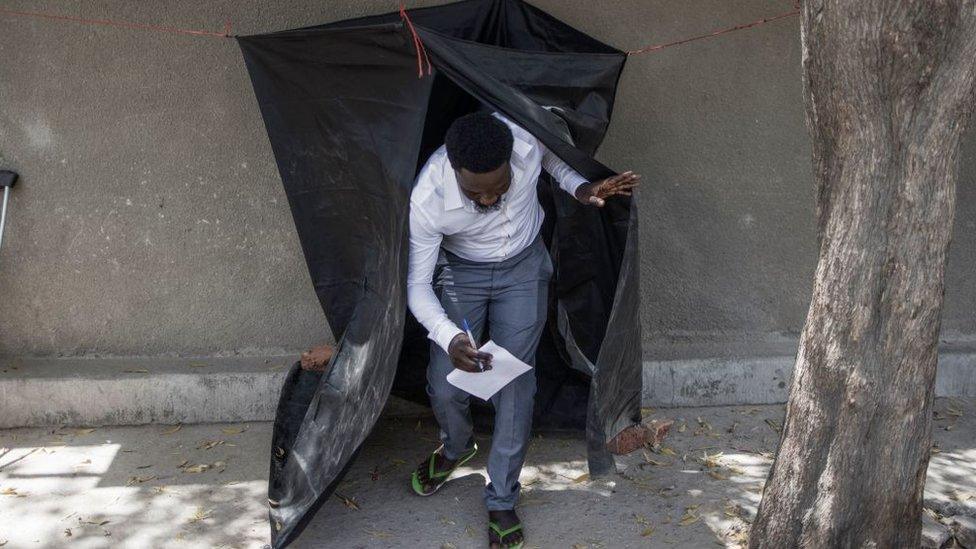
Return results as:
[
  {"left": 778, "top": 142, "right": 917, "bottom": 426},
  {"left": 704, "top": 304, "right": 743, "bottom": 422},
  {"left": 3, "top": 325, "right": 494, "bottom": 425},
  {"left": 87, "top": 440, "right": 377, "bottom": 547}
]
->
[{"left": 462, "top": 318, "right": 483, "bottom": 371}]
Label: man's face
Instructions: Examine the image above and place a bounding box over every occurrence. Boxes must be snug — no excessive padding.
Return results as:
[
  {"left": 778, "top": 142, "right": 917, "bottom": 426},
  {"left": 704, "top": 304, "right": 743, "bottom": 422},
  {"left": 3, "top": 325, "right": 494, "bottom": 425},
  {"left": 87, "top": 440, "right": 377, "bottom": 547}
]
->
[{"left": 455, "top": 162, "right": 511, "bottom": 213}]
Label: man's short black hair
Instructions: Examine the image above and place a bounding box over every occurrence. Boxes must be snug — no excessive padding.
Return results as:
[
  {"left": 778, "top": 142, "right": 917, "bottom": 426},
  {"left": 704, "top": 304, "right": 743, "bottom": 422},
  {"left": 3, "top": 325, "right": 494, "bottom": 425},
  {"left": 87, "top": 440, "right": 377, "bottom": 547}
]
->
[{"left": 444, "top": 112, "right": 513, "bottom": 173}]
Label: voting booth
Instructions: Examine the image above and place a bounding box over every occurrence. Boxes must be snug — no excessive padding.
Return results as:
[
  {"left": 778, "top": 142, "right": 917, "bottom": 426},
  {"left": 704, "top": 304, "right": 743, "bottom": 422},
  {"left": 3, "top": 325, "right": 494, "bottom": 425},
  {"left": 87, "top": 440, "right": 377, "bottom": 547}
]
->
[{"left": 237, "top": 1, "right": 642, "bottom": 545}]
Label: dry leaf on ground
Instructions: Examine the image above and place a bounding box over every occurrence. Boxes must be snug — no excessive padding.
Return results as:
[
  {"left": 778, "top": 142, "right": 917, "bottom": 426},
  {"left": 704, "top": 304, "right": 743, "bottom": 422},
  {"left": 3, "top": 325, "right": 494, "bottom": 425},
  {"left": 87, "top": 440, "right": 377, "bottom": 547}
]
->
[
  {"left": 335, "top": 493, "right": 361, "bottom": 510},
  {"left": 724, "top": 503, "right": 742, "bottom": 518},
  {"left": 188, "top": 507, "right": 213, "bottom": 524},
  {"left": 700, "top": 451, "right": 724, "bottom": 468},
  {"left": 679, "top": 513, "right": 700, "bottom": 526},
  {"left": 197, "top": 440, "right": 225, "bottom": 450},
  {"left": 183, "top": 464, "right": 211, "bottom": 474}
]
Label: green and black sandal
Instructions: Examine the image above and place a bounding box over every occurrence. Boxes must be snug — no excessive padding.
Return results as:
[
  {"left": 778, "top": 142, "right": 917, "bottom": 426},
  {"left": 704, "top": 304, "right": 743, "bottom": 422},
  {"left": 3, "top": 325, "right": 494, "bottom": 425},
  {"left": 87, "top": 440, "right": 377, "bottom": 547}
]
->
[
  {"left": 488, "top": 511, "right": 524, "bottom": 549},
  {"left": 410, "top": 443, "right": 478, "bottom": 496}
]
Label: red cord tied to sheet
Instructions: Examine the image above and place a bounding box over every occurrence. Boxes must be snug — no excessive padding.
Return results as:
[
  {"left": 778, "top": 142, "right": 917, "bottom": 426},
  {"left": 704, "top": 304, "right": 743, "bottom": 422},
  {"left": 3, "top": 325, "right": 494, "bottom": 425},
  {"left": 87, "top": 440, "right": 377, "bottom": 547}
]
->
[{"left": 400, "top": 4, "right": 432, "bottom": 78}]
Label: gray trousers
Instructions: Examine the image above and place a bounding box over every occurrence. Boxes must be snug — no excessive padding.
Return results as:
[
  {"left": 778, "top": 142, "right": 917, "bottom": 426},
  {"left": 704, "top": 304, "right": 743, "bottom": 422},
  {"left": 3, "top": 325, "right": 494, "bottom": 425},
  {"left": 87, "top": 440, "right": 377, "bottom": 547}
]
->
[{"left": 426, "top": 234, "right": 552, "bottom": 510}]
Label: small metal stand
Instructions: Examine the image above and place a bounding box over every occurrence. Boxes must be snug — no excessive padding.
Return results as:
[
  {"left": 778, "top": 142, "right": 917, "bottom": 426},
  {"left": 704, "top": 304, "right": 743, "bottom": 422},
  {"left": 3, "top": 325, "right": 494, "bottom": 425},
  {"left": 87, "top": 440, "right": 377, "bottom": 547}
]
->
[{"left": 0, "top": 170, "right": 19, "bottom": 257}]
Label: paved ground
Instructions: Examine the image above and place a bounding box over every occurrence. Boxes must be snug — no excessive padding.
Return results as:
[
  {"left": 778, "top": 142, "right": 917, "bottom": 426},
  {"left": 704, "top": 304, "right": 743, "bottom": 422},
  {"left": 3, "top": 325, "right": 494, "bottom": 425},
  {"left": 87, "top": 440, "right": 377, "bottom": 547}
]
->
[{"left": 1, "top": 398, "right": 974, "bottom": 548}]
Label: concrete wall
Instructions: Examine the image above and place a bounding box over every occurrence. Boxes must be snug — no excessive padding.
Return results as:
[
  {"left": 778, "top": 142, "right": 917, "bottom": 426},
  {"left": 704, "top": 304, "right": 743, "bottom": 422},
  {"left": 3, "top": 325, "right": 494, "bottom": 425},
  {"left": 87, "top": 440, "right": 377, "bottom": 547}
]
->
[{"left": 1, "top": 0, "right": 974, "bottom": 361}]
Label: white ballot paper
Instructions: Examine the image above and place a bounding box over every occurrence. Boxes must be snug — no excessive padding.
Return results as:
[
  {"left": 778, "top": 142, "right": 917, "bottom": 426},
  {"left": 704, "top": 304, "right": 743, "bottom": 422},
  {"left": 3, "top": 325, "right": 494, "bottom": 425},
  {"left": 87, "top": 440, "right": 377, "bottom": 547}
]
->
[{"left": 446, "top": 340, "right": 532, "bottom": 401}]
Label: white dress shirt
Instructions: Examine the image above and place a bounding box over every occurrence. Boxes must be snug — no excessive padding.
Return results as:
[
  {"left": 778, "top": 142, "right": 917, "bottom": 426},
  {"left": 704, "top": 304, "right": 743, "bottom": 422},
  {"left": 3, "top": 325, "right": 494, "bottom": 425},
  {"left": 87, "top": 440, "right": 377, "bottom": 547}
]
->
[{"left": 408, "top": 112, "right": 588, "bottom": 353}]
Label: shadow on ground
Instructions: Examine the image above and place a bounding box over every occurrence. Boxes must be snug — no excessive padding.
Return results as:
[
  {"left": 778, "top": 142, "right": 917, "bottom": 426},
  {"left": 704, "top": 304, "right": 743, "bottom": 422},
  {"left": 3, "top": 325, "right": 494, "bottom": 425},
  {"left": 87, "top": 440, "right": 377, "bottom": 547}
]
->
[{"left": 1, "top": 398, "right": 974, "bottom": 548}]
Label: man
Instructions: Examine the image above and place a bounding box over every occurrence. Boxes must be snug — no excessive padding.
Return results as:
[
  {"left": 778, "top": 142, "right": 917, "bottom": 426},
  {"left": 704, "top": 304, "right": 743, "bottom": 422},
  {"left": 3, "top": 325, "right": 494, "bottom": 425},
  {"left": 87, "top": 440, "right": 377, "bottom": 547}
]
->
[{"left": 407, "top": 111, "right": 639, "bottom": 548}]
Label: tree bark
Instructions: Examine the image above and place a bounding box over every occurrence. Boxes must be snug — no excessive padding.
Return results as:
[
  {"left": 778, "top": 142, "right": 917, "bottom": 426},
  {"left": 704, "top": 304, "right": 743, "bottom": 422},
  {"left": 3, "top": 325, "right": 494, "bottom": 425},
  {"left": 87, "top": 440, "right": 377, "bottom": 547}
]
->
[{"left": 750, "top": 1, "right": 976, "bottom": 547}]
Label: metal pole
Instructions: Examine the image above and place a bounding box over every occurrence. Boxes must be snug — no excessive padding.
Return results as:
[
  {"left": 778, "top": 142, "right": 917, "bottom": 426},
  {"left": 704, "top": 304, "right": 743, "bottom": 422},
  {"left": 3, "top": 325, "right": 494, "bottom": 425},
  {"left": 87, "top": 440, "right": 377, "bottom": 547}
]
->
[
  {"left": 0, "top": 185, "right": 8, "bottom": 252},
  {"left": 0, "top": 170, "right": 19, "bottom": 259}
]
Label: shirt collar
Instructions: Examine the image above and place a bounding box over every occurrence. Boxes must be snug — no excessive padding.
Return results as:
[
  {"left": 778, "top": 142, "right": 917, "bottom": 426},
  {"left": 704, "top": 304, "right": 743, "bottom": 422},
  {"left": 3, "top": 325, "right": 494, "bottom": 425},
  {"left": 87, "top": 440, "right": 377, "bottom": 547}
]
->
[
  {"left": 511, "top": 134, "right": 532, "bottom": 164},
  {"left": 443, "top": 165, "right": 466, "bottom": 211}
]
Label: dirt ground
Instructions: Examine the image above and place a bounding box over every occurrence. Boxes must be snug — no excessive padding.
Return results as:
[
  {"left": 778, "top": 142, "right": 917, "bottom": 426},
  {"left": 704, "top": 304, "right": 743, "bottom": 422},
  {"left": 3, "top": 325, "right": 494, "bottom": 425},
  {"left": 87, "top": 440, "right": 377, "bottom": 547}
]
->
[{"left": 1, "top": 398, "right": 973, "bottom": 548}]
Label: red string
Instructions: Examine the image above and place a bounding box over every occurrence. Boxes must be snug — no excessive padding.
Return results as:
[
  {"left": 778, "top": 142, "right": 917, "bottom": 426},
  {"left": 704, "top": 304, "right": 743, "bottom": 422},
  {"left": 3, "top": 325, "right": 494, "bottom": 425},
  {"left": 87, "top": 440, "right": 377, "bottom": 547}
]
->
[
  {"left": 0, "top": 7, "right": 231, "bottom": 38},
  {"left": 627, "top": 8, "right": 799, "bottom": 55},
  {"left": 399, "top": 4, "right": 432, "bottom": 78}
]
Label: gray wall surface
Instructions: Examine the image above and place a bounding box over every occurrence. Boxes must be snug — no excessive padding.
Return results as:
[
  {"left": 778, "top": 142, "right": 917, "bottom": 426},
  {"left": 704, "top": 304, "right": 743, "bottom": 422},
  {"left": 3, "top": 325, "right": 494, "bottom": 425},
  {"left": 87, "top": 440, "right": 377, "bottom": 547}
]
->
[{"left": 1, "top": 0, "right": 974, "bottom": 360}]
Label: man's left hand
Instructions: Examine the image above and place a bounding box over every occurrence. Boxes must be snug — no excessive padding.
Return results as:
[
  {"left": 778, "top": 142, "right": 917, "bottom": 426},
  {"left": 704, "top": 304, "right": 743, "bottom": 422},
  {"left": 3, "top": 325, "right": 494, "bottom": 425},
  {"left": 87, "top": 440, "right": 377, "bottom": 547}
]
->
[{"left": 575, "top": 171, "right": 641, "bottom": 207}]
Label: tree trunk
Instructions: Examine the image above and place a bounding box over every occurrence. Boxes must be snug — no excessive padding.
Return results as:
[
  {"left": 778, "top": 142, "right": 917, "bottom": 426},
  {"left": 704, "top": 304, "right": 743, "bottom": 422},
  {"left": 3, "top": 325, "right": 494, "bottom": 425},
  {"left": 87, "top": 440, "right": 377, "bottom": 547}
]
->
[{"left": 750, "top": 1, "right": 976, "bottom": 547}]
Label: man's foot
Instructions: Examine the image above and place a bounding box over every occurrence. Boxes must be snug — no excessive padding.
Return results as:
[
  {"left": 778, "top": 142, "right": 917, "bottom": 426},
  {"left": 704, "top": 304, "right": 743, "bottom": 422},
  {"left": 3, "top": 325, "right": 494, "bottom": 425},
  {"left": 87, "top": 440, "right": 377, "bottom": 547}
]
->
[
  {"left": 410, "top": 444, "right": 477, "bottom": 496},
  {"left": 488, "top": 509, "right": 524, "bottom": 548}
]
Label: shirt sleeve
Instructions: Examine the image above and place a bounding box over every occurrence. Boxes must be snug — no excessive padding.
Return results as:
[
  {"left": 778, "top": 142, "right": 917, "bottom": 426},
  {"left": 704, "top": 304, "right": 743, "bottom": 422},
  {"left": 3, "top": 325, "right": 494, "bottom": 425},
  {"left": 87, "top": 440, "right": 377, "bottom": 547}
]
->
[
  {"left": 407, "top": 202, "right": 464, "bottom": 354},
  {"left": 541, "top": 143, "right": 588, "bottom": 198}
]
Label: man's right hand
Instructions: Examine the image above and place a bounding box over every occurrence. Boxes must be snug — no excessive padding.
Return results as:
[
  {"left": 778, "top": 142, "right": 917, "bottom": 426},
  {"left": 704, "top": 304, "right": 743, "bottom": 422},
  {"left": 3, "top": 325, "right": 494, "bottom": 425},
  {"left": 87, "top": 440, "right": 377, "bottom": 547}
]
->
[{"left": 448, "top": 333, "right": 493, "bottom": 372}]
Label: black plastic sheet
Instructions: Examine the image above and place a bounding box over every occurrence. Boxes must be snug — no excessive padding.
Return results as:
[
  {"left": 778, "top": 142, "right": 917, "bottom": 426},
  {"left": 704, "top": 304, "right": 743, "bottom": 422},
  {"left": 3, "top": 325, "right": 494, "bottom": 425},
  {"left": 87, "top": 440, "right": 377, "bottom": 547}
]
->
[{"left": 237, "top": 1, "right": 641, "bottom": 546}]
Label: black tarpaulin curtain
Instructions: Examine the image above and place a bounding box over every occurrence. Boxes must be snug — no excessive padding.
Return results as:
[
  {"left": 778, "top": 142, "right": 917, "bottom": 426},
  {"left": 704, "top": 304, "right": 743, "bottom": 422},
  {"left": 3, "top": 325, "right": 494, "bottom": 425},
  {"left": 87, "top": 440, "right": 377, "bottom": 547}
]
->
[{"left": 237, "top": 1, "right": 642, "bottom": 546}]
